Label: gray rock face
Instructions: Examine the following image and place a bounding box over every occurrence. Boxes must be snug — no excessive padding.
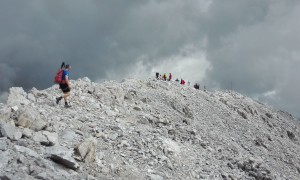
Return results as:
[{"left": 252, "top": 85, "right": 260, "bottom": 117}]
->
[{"left": 0, "top": 77, "right": 299, "bottom": 179}]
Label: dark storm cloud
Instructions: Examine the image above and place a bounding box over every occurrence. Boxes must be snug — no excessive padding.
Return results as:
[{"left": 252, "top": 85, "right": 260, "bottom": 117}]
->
[{"left": 0, "top": 0, "right": 299, "bottom": 117}]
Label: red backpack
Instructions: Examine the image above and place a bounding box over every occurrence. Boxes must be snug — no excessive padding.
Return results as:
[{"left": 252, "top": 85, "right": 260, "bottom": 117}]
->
[{"left": 54, "top": 69, "right": 64, "bottom": 84}]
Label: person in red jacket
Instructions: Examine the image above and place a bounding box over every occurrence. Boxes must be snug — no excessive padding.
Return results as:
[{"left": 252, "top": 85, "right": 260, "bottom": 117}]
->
[
  {"left": 168, "top": 73, "right": 172, "bottom": 81},
  {"left": 180, "top": 79, "right": 185, "bottom": 85}
]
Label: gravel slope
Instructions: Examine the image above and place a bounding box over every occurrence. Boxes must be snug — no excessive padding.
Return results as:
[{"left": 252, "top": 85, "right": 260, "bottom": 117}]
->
[{"left": 0, "top": 77, "right": 299, "bottom": 180}]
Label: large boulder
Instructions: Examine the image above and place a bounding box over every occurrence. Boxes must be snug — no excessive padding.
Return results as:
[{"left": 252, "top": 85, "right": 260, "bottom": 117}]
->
[
  {"left": 46, "top": 146, "right": 79, "bottom": 170},
  {"left": 16, "top": 108, "right": 47, "bottom": 131},
  {"left": 42, "top": 131, "right": 58, "bottom": 146},
  {"left": 30, "top": 119, "right": 48, "bottom": 132},
  {"left": 32, "top": 131, "right": 58, "bottom": 146},
  {"left": 75, "top": 138, "right": 97, "bottom": 163},
  {"left": 16, "top": 112, "right": 33, "bottom": 128},
  {"left": 6, "top": 87, "right": 30, "bottom": 106}
]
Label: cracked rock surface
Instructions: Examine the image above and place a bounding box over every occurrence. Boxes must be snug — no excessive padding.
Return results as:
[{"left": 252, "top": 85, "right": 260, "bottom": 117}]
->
[{"left": 0, "top": 77, "right": 300, "bottom": 179}]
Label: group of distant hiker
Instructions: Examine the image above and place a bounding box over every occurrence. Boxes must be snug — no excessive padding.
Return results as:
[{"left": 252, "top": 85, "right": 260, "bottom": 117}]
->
[
  {"left": 156, "top": 72, "right": 172, "bottom": 81},
  {"left": 156, "top": 72, "right": 200, "bottom": 90}
]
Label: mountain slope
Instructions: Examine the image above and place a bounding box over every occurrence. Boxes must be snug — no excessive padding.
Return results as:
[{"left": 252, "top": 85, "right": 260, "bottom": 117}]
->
[{"left": 0, "top": 77, "right": 300, "bottom": 179}]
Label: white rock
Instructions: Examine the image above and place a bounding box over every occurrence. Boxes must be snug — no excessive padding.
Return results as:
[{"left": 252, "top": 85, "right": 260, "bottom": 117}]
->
[{"left": 11, "top": 106, "right": 18, "bottom": 112}]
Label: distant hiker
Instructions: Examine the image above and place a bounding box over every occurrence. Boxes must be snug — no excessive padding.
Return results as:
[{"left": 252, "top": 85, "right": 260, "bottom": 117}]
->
[
  {"left": 194, "top": 83, "right": 200, "bottom": 90},
  {"left": 175, "top": 78, "right": 179, "bottom": 83},
  {"left": 156, "top": 72, "right": 159, "bottom": 79},
  {"left": 55, "top": 62, "right": 72, "bottom": 108},
  {"left": 163, "top": 73, "right": 167, "bottom": 81},
  {"left": 180, "top": 79, "right": 185, "bottom": 85},
  {"left": 187, "top": 81, "right": 190, "bottom": 86},
  {"left": 168, "top": 73, "right": 172, "bottom": 81}
]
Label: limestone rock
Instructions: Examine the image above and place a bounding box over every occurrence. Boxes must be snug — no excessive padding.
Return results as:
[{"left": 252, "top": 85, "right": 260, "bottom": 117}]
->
[
  {"left": 47, "top": 146, "right": 79, "bottom": 170},
  {"left": 76, "top": 138, "right": 97, "bottom": 163},
  {"left": 32, "top": 131, "right": 49, "bottom": 145},
  {"left": 0, "top": 123, "right": 22, "bottom": 140},
  {"left": 0, "top": 151, "right": 12, "bottom": 169},
  {"left": 17, "top": 114, "right": 32, "bottom": 128},
  {"left": 22, "top": 128, "right": 33, "bottom": 138},
  {"left": 0, "top": 138, "right": 8, "bottom": 151},
  {"left": 6, "top": 87, "right": 30, "bottom": 106},
  {"left": 148, "top": 174, "right": 164, "bottom": 180},
  {"left": 14, "top": 145, "right": 40, "bottom": 158},
  {"left": 11, "top": 106, "right": 19, "bottom": 112},
  {"left": 42, "top": 131, "right": 58, "bottom": 146},
  {"left": 30, "top": 119, "right": 47, "bottom": 132}
]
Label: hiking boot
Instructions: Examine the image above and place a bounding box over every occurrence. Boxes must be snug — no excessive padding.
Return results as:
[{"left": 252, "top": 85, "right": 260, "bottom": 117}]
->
[
  {"left": 56, "top": 97, "right": 62, "bottom": 104},
  {"left": 64, "top": 104, "right": 72, "bottom": 108}
]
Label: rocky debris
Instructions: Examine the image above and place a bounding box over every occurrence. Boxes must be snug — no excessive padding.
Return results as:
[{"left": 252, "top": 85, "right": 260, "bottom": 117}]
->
[
  {"left": 236, "top": 157, "right": 274, "bottom": 180},
  {"left": 0, "top": 77, "right": 299, "bottom": 179}
]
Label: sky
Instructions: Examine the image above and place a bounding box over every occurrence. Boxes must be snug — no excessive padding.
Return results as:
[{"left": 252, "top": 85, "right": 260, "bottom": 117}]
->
[{"left": 0, "top": 0, "right": 299, "bottom": 118}]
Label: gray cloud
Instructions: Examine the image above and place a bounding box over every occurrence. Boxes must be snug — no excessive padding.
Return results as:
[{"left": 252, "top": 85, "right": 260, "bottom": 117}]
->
[
  {"left": 0, "top": 0, "right": 299, "bottom": 117},
  {"left": 203, "top": 0, "right": 300, "bottom": 117}
]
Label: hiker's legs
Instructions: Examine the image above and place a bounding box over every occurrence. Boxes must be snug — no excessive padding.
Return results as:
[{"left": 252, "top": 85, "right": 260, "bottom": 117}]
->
[{"left": 63, "top": 92, "right": 70, "bottom": 103}]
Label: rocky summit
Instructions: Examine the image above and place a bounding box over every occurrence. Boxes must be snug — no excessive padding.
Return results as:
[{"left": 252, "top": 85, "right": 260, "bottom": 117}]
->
[{"left": 0, "top": 77, "right": 300, "bottom": 180}]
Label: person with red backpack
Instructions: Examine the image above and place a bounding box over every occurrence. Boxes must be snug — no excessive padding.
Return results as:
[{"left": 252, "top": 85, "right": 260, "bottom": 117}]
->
[
  {"left": 55, "top": 62, "right": 72, "bottom": 108},
  {"left": 180, "top": 78, "right": 185, "bottom": 85},
  {"left": 168, "top": 73, "right": 172, "bottom": 81}
]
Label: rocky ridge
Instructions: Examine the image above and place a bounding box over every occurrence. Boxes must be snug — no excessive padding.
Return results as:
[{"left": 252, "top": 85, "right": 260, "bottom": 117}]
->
[{"left": 0, "top": 77, "right": 300, "bottom": 180}]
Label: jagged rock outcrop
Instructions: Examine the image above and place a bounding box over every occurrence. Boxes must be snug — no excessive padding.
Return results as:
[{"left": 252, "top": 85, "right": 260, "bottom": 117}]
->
[{"left": 0, "top": 77, "right": 300, "bottom": 179}]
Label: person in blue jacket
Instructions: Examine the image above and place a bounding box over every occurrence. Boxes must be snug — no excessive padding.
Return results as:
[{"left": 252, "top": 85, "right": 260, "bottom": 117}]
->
[{"left": 56, "top": 63, "right": 72, "bottom": 108}]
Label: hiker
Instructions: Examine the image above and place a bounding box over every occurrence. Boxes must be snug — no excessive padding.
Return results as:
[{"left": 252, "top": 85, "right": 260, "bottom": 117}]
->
[
  {"left": 168, "top": 73, "right": 172, "bottom": 81},
  {"left": 180, "top": 79, "right": 185, "bottom": 85},
  {"left": 163, "top": 73, "right": 167, "bottom": 81},
  {"left": 194, "top": 83, "right": 200, "bottom": 90},
  {"left": 175, "top": 78, "right": 179, "bottom": 83},
  {"left": 56, "top": 63, "right": 72, "bottom": 108},
  {"left": 156, "top": 72, "right": 159, "bottom": 79}
]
